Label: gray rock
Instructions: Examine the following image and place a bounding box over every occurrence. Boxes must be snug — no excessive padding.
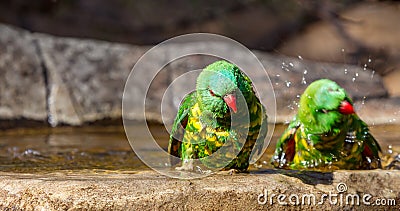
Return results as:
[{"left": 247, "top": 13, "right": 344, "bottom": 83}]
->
[
  {"left": 0, "top": 170, "right": 398, "bottom": 210},
  {"left": 35, "top": 33, "right": 146, "bottom": 126},
  {"left": 0, "top": 24, "right": 47, "bottom": 124},
  {"left": 0, "top": 23, "right": 393, "bottom": 127}
]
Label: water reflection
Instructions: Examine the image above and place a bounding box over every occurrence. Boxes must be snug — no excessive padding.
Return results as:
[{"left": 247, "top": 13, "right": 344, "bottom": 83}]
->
[{"left": 0, "top": 124, "right": 398, "bottom": 173}]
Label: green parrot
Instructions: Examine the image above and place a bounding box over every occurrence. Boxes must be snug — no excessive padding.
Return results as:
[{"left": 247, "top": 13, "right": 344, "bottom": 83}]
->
[
  {"left": 272, "top": 79, "right": 381, "bottom": 170},
  {"left": 168, "top": 60, "right": 268, "bottom": 172}
]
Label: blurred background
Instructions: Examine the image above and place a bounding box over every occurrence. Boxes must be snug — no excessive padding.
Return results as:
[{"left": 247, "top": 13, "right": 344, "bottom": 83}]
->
[
  {"left": 0, "top": 0, "right": 399, "bottom": 129},
  {"left": 0, "top": 0, "right": 399, "bottom": 126},
  {"left": 0, "top": 0, "right": 398, "bottom": 70}
]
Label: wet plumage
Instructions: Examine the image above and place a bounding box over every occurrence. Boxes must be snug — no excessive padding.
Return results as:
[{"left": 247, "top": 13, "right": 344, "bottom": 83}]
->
[
  {"left": 272, "top": 79, "right": 381, "bottom": 170},
  {"left": 168, "top": 60, "right": 268, "bottom": 171}
]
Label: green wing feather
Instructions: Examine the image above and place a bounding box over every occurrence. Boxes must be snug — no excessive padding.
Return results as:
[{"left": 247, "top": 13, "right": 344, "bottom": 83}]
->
[
  {"left": 249, "top": 100, "right": 268, "bottom": 163},
  {"left": 351, "top": 116, "right": 382, "bottom": 169},
  {"left": 271, "top": 118, "right": 300, "bottom": 168},
  {"left": 168, "top": 91, "right": 197, "bottom": 165}
]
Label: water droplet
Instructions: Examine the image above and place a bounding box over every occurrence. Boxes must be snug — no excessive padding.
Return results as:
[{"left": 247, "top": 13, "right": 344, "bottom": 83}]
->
[
  {"left": 341, "top": 48, "right": 345, "bottom": 52},
  {"left": 344, "top": 68, "right": 348, "bottom": 75},
  {"left": 355, "top": 72, "right": 359, "bottom": 77},
  {"left": 388, "top": 145, "right": 393, "bottom": 154},
  {"left": 361, "top": 96, "right": 366, "bottom": 105},
  {"left": 352, "top": 77, "right": 356, "bottom": 82},
  {"left": 281, "top": 62, "right": 290, "bottom": 71},
  {"left": 276, "top": 74, "right": 280, "bottom": 77},
  {"left": 285, "top": 80, "right": 291, "bottom": 87},
  {"left": 368, "top": 58, "right": 372, "bottom": 63},
  {"left": 303, "top": 70, "right": 308, "bottom": 74},
  {"left": 296, "top": 95, "right": 300, "bottom": 98},
  {"left": 371, "top": 70, "right": 375, "bottom": 79},
  {"left": 298, "top": 55, "right": 303, "bottom": 60},
  {"left": 289, "top": 62, "right": 294, "bottom": 67},
  {"left": 301, "top": 76, "right": 307, "bottom": 85}
]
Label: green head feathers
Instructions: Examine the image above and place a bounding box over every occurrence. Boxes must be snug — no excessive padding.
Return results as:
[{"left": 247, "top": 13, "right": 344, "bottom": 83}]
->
[
  {"left": 298, "top": 79, "right": 355, "bottom": 133},
  {"left": 196, "top": 60, "right": 241, "bottom": 118}
]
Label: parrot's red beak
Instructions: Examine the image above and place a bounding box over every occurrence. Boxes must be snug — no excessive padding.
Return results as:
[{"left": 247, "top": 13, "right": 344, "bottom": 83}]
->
[
  {"left": 223, "top": 94, "right": 237, "bottom": 113},
  {"left": 338, "top": 100, "right": 354, "bottom": 114}
]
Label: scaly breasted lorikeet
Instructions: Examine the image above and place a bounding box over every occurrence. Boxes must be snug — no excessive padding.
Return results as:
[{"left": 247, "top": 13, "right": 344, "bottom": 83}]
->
[
  {"left": 168, "top": 60, "right": 268, "bottom": 171},
  {"left": 272, "top": 79, "right": 381, "bottom": 170}
]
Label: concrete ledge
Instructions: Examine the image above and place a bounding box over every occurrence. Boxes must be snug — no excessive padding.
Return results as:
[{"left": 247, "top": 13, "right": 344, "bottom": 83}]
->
[{"left": 0, "top": 170, "right": 398, "bottom": 210}]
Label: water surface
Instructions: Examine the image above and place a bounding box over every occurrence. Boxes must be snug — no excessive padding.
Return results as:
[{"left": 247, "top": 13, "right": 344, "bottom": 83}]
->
[{"left": 0, "top": 124, "right": 398, "bottom": 173}]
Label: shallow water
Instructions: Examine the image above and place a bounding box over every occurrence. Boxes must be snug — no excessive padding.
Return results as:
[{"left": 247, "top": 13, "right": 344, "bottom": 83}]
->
[{"left": 0, "top": 124, "right": 398, "bottom": 173}]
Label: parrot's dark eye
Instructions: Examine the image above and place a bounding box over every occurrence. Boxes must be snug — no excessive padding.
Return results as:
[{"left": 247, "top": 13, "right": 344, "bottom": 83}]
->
[
  {"left": 327, "top": 88, "right": 339, "bottom": 93},
  {"left": 317, "top": 109, "right": 328, "bottom": 114},
  {"left": 209, "top": 89, "right": 216, "bottom": 96}
]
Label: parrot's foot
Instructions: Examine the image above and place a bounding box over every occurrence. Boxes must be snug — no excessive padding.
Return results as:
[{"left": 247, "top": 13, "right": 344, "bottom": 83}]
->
[
  {"left": 385, "top": 154, "right": 400, "bottom": 170},
  {"left": 175, "top": 160, "right": 194, "bottom": 171},
  {"left": 217, "top": 169, "right": 246, "bottom": 175},
  {"left": 194, "top": 166, "right": 212, "bottom": 174},
  {"left": 227, "top": 169, "right": 239, "bottom": 175}
]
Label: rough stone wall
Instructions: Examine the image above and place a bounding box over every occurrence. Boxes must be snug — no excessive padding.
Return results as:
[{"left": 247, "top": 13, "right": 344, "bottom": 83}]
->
[{"left": 0, "top": 23, "right": 396, "bottom": 128}]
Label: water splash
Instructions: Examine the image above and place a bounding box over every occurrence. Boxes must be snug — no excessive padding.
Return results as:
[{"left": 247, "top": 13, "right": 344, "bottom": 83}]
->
[
  {"left": 301, "top": 76, "right": 307, "bottom": 85},
  {"left": 361, "top": 96, "right": 367, "bottom": 105},
  {"left": 281, "top": 62, "right": 290, "bottom": 72},
  {"left": 284, "top": 80, "right": 292, "bottom": 87},
  {"left": 299, "top": 69, "right": 308, "bottom": 85},
  {"left": 371, "top": 70, "right": 375, "bottom": 79}
]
